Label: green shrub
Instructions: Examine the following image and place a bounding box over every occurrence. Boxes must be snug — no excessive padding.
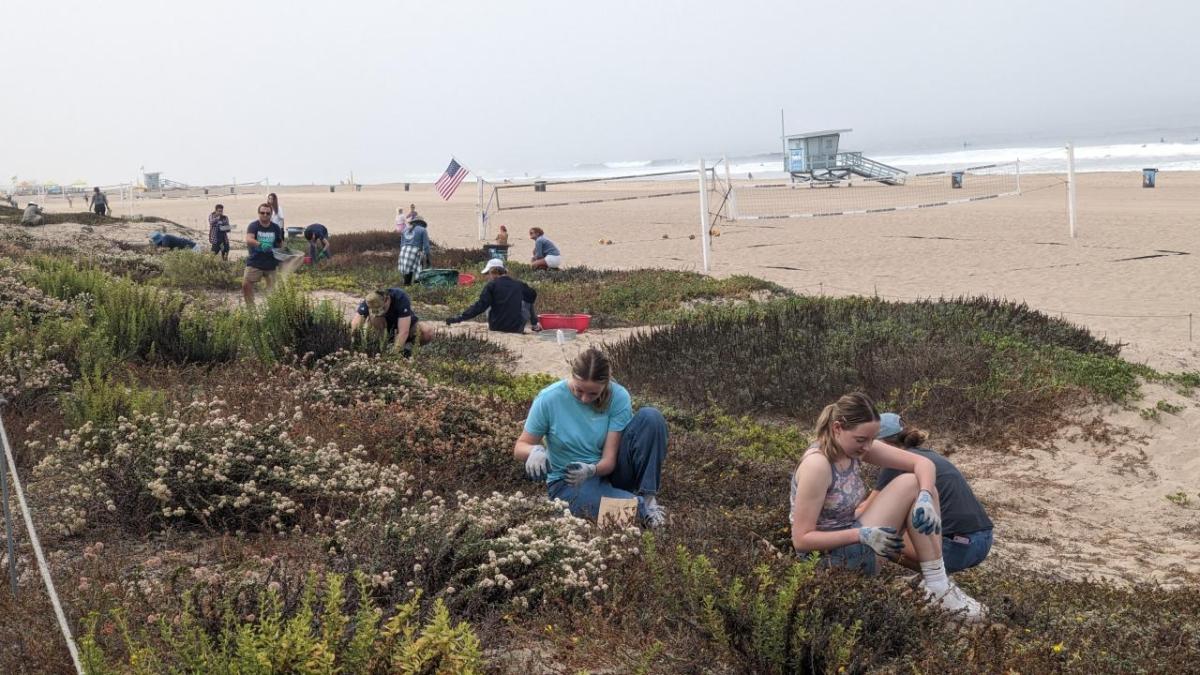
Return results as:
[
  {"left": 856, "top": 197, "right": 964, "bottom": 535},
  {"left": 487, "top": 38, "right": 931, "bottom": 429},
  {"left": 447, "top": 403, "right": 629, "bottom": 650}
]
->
[
  {"left": 248, "top": 280, "right": 353, "bottom": 363},
  {"left": 155, "top": 250, "right": 240, "bottom": 290},
  {"left": 80, "top": 574, "right": 483, "bottom": 674},
  {"left": 60, "top": 370, "right": 165, "bottom": 428}
]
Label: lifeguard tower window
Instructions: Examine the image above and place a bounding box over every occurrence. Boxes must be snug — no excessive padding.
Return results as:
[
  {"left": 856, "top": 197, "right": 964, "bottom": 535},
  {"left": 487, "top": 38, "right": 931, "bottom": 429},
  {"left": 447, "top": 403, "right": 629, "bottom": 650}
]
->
[{"left": 784, "top": 129, "right": 907, "bottom": 186}]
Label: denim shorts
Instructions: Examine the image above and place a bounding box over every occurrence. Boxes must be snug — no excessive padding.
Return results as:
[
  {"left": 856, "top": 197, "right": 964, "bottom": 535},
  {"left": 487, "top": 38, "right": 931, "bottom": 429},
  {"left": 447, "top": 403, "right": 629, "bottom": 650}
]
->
[
  {"left": 942, "top": 528, "right": 993, "bottom": 573},
  {"left": 802, "top": 521, "right": 879, "bottom": 576}
]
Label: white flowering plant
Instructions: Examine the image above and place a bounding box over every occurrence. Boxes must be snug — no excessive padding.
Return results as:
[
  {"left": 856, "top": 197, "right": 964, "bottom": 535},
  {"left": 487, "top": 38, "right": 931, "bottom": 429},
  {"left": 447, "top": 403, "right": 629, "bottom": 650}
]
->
[
  {"left": 31, "top": 399, "right": 416, "bottom": 536},
  {"left": 335, "top": 491, "right": 639, "bottom": 614}
]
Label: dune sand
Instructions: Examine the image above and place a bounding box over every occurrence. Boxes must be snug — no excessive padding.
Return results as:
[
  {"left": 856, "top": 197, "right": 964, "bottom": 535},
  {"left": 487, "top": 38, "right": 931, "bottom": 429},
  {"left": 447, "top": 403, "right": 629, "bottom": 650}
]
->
[{"left": 32, "top": 170, "right": 1200, "bottom": 585}]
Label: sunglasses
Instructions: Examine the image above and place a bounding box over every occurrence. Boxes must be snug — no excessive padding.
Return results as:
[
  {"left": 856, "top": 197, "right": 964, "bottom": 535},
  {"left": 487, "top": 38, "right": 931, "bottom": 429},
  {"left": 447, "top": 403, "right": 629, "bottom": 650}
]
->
[{"left": 258, "top": 210, "right": 271, "bottom": 215}]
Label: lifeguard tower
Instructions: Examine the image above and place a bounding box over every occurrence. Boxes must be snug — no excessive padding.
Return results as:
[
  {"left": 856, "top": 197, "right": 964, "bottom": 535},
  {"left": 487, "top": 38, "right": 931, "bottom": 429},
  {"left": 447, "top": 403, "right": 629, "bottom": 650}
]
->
[{"left": 784, "top": 129, "right": 907, "bottom": 185}]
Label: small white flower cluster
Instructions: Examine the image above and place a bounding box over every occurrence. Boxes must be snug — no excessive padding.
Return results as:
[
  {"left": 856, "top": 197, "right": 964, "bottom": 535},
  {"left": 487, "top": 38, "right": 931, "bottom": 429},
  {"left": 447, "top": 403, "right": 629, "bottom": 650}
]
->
[
  {"left": 0, "top": 343, "right": 72, "bottom": 409},
  {"left": 308, "top": 350, "right": 434, "bottom": 407},
  {"left": 31, "top": 399, "right": 416, "bottom": 536},
  {"left": 0, "top": 261, "right": 71, "bottom": 319},
  {"left": 342, "top": 491, "right": 639, "bottom": 609}
]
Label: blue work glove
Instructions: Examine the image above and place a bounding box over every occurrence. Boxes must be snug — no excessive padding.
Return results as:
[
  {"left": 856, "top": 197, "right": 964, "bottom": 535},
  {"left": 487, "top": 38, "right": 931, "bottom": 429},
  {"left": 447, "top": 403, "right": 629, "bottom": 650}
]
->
[
  {"left": 859, "top": 526, "right": 904, "bottom": 558},
  {"left": 525, "top": 445, "right": 549, "bottom": 480},
  {"left": 564, "top": 461, "right": 597, "bottom": 487},
  {"left": 910, "top": 490, "right": 942, "bottom": 535}
]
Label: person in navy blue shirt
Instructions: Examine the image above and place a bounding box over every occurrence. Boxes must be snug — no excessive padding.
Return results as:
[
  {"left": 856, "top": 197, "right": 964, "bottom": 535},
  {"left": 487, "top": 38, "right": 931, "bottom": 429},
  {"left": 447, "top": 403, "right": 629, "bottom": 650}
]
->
[
  {"left": 445, "top": 259, "right": 541, "bottom": 333},
  {"left": 351, "top": 288, "right": 436, "bottom": 356},
  {"left": 150, "top": 232, "right": 196, "bottom": 250},
  {"left": 242, "top": 202, "right": 285, "bottom": 306},
  {"left": 303, "top": 223, "right": 330, "bottom": 264}
]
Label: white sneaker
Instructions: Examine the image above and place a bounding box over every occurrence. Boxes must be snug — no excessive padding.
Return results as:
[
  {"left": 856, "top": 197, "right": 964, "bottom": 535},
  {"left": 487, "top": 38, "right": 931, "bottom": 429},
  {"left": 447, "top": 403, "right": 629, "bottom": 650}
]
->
[{"left": 921, "top": 579, "right": 987, "bottom": 622}]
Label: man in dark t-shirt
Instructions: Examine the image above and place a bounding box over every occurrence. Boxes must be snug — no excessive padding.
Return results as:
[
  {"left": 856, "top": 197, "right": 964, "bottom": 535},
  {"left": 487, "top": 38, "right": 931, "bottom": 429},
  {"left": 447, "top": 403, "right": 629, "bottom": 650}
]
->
[
  {"left": 445, "top": 259, "right": 541, "bottom": 333},
  {"left": 351, "top": 288, "right": 436, "bottom": 356},
  {"left": 303, "top": 223, "right": 330, "bottom": 264},
  {"left": 242, "top": 202, "right": 286, "bottom": 307}
]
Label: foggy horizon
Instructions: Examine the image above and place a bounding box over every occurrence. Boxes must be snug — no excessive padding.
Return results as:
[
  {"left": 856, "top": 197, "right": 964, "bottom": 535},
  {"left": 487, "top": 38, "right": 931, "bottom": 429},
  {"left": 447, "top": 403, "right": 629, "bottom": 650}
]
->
[{"left": 4, "top": 0, "right": 1198, "bottom": 186}]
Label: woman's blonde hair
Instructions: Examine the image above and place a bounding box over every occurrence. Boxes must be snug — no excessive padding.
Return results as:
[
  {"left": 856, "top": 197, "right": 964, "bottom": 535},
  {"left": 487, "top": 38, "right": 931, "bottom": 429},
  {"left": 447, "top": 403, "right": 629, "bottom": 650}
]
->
[
  {"left": 813, "top": 392, "right": 879, "bottom": 462},
  {"left": 570, "top": 347, "right": 612, "bottom": 411}
]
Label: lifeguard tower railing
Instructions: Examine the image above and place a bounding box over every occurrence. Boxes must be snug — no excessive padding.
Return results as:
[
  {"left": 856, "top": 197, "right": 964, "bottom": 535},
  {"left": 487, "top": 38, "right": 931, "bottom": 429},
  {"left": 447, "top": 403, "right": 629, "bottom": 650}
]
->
[{"left": 791, "top": 151, "right": 907, "bottom": 185}]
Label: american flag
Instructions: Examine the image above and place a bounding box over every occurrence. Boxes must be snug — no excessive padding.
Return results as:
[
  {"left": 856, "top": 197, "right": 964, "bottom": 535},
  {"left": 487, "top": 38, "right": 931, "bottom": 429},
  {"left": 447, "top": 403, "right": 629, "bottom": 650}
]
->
[{"left": 435, "top": 158, "right": 469, "bottom": 200}]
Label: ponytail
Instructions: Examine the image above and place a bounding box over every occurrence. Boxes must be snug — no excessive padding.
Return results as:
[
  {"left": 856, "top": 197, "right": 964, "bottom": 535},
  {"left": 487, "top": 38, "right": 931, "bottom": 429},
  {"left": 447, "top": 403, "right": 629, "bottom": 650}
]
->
[{"left": 812, "top": 392, "right": 879, "bottom": 462}]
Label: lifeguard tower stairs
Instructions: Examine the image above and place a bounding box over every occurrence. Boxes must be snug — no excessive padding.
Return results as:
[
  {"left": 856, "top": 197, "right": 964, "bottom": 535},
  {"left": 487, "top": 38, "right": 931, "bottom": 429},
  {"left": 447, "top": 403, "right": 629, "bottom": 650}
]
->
[{"left": 785, "top": 129, "right": 907, "bottom": 185}]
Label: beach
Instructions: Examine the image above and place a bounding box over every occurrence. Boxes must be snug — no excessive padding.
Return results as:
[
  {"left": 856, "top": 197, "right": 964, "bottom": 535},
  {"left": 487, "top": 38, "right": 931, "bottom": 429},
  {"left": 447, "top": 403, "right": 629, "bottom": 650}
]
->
[{"left": 32, "top": 169, "right": 1200, "bottom": 585}]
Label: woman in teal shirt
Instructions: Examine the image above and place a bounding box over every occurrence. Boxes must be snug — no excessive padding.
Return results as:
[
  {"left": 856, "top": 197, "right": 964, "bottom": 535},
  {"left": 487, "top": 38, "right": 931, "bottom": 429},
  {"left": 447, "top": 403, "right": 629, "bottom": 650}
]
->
[{"left": 513, "top": 348, "right": 668, "bottom": 527}]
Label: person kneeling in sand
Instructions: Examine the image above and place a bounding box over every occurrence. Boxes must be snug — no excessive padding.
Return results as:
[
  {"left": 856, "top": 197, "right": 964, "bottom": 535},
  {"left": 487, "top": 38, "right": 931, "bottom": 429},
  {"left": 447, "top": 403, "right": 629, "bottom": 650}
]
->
[
  {"left": 790, "top": 393, "right": 986, "bottom": 621},
  {"left": 529, "top": 227, "right": 562, "bottom": 270},
  {"left": 513, "top": 348, "right": 668, "bottom": 528},
  {"left": 20, "top": 202, "right": 44, "bottom": 226},
  {"left": 444, "top": 259, "right": 541, "bottom": 334},
  {"left": 351, "top": 288, "right": 436, "bottom": 357},
  {"left": 857, "top": 412, "right": 993, "bottom": 575}
]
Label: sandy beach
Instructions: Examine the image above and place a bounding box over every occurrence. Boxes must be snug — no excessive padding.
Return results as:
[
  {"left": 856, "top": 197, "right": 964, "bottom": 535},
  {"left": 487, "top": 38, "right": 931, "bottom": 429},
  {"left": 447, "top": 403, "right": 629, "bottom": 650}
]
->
[{"left": 32, "top": 169, "right": 1200, "bottom": 585}]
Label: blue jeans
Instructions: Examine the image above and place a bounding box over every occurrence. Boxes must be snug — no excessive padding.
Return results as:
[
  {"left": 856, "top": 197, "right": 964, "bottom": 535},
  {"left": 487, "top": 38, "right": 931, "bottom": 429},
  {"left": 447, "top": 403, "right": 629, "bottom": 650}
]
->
[
  {"left": 942, "top": 528, "right": 992, "bottom": 573},
  {"left": 546, "top": 407, "right": 667, "bottom": 521}
]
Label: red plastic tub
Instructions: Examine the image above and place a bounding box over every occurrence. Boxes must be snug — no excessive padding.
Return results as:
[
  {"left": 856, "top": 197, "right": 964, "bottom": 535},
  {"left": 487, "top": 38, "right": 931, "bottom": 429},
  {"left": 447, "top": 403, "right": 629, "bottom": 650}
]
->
[
  {"left": 539, "top": 313, "right": 591, "bottom": 333},
  {"left": 458, "top": 273, "right": 476, "bottom": 285}
]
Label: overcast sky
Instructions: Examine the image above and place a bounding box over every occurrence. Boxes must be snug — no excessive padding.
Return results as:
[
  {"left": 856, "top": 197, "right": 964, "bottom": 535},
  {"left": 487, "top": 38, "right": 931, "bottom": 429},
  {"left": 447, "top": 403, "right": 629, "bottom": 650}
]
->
[{"left": 4, "top": 0, "right": 1198, "bottom": 185}]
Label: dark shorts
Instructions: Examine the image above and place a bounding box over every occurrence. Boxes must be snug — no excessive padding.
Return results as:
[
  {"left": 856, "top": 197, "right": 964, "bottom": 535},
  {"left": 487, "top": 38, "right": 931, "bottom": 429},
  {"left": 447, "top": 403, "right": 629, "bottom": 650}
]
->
[
  {"left": 388, "top": 317, "right": 420, "bottom": 345},
  {"left": 800, "top": 521, "right": 879, "bottom": 576},
  {"left": 94, "top": 204, "right": 106, "bottom": 215},
  {"left": 942, "top": 528, "right": 992, "bottom": 573}
]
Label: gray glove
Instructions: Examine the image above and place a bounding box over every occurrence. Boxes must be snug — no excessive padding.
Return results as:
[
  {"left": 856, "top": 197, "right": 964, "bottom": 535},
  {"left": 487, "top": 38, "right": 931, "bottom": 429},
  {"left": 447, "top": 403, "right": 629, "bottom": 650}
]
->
[
  {"left": 564, "top": 461, "right": 597, "bottom": 486},
  {"left": 910, "top": 490, "right": 942, "bottom": 535},
  {"left": 859, "top": 526, "right": 903, "bottom": 558},
  {"left": 525, "top": 445, "right": 549, "bottom": 480}
]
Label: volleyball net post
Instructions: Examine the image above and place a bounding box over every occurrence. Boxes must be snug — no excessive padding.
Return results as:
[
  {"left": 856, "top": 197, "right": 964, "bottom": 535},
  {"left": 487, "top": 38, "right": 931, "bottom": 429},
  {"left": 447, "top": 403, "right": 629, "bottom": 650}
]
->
[
  {"left": 698, "top": 158, "right": 711, "bottom": 272},
  {"left": 1066, "top": 142, "right": 1077, "bottom": 239}
]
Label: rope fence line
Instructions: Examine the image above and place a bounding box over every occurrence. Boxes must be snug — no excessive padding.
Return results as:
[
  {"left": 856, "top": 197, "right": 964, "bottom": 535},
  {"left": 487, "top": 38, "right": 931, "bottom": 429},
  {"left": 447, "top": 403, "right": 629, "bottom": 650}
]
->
[{"left": 0, "top": 403, "right": 84, "bottom": 674}]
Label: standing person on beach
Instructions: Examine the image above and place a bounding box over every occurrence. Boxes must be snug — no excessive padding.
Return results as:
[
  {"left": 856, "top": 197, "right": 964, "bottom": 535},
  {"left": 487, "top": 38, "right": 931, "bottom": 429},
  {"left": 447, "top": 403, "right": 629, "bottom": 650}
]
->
[
  {"left": 242, "top": 202, "right": 285, "bottom": 307},
  {"left": 303, "top": 223, "right": 331, "bottom": 264},
  {"left": 350, "top": 288, "right": 436, "bottom": 357},
  {"left": 529, "top": 227, "right": 562, "bottom": 270},
  {"left": 208, "top": 204, "right": 231, "bottom": 260},
  {"left": 789, "top": 392, "right": 986, "bottom": 621},
  {"left": 396, "top": 217, "right": 431, "bottom": 285},
  {"left": 394, "top": 206, "right": 407, "bottom": 233},
  {"left": 88, "top": 187, "right": 108, "bottom": 216},
  {"left": 857, "top": 413, "right": 993, "bottom": 574},
  {"left": 266, "top": 192, "right": 285, "bottom": 229},
  {"left": 495, "top": 225, "right": 509, "bottom": 246},
  {"left": 513, "top": 348, "right": 669, "bottom": 527},
  {"left": 405, "top": 203, "right": 419, "bottom": 225},
  {"left": 444, "top": 259, "right": 541, "bottom": 334}
]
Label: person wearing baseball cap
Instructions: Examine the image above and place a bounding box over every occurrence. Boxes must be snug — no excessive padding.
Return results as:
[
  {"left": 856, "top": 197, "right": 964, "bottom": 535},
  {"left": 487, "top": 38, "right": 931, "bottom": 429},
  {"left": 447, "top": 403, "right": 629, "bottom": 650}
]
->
[
  {"left": 444, "top": 259, "right": 541, "bottom": 334},
  {"left": 861, "top": 412, "right": 994, "bottom": 575},
  {"left": 351, "top": 287, "right": 435, "bottom": 356}
]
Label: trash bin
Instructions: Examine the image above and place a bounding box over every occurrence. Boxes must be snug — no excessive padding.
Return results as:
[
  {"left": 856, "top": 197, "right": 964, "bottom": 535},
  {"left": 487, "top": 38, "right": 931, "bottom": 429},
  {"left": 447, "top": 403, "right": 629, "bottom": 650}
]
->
[
  {"left": 484, "top": 244, "right": 510, "bottom": 261},
  {"left": 404, "top": 183, "right": 410, "bottom": 192},
  {"left": 329, "top": 185, "right": 335, "bottom": 193},
  {"left": 1143, "top": 168, "right": 1158, "bottom": 188},
  {"left": 534, "top": 181, "right": 547, "bottom": 193},
  {"left": 951, "top": 172, "right": 964, "bottom": 189}
]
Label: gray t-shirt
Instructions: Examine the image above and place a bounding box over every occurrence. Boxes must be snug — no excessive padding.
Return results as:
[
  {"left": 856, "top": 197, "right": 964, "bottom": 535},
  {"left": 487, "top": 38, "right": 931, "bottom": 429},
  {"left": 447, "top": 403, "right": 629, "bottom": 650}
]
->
[
  {"left": 92, "top": 191, "right": 108, "bottom": 206},
  {"left": 876, "top": 447, "right": 992, "bottom": 535}
]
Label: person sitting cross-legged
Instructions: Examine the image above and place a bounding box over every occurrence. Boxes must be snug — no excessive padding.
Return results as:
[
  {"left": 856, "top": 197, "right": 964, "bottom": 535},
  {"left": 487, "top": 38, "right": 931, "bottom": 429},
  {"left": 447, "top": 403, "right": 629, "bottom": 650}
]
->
[{"left": 444, "top": 259, "right": 541, "bottom": 334}]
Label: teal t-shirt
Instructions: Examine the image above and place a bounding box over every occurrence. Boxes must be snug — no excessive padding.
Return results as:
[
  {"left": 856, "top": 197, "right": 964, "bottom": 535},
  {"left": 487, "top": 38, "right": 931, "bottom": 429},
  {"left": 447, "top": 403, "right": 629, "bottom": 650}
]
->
[{"left": 523, "top": 379, "right": 633, "bottom": 482}]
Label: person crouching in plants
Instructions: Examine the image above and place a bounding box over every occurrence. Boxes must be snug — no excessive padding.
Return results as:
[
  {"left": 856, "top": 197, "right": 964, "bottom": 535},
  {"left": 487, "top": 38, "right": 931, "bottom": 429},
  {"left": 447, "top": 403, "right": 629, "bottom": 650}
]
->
[
  {"left": 789, "top": 392, "right": 986, "bottom": 621},
  {"left": 857, "top": 412, "right": 993, "bottom": 575},
  {"left": 303, "top": 222, "right": 331, "bottom": 264},
  {"left": 351, "top": 288, "right": 436, "bottom": 358},
  {"left": 513, "top": 347, "right": 668, "bottom": 527},
  {"left": 444, "top": 259, "right": 541, "bottom": 334}
]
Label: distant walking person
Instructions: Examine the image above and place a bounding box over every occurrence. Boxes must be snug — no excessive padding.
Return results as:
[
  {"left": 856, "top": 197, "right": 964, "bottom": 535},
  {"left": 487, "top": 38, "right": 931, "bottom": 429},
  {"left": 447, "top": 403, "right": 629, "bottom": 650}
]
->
[
  {"left": 88, "top": 187, "right": 109, "bottom": 216},
  {"left": 394, "top": 206, "right": 407, "bottom": 233},
  {"left": 397, "top": 217, "right": 431, "bottom": 285},
  {"left": 208, "top": 204, "right": 231, "bottom": 260},
  {"left": 266, "top": 192, "right": 285, "bottom": 228},
  {"left": 529, "top": 227, "right": 562, "bottom": 270},
  {"left": 445, "top": 259, "right": 541, "bottom": 334},
  {"left": 242, "top": 202, "right": 285, "bottom": 307}
]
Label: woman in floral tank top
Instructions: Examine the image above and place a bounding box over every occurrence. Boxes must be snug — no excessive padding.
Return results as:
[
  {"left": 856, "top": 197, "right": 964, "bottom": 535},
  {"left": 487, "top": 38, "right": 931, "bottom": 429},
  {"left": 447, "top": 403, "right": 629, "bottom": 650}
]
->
[{"left": 788, "top": 392, "right": 987, "bottom": 621}]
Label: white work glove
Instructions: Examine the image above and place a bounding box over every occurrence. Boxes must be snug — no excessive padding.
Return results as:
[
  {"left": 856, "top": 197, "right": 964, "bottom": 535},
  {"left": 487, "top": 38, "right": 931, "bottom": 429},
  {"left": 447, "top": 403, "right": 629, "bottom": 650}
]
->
[
  {"left": 858, "top": 526, "right": 904, "bottom": 558},
  {"left": 524, "top": 445, "right": 549, "bottom": 480},
  {"left": 564, "top": 461, "right": 597, "bottom": 487},
  {"left": 910, "top": 490, "right": 942, "bottom": 535}
]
